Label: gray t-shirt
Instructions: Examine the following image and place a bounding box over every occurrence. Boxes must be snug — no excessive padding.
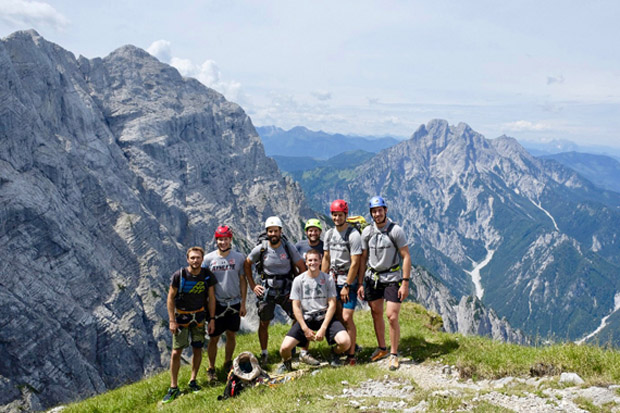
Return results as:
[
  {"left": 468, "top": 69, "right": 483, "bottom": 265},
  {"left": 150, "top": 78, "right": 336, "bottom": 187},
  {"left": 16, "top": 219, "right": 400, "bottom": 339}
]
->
[
  {"left": 290, "top": 271, "right": 337, "bottom": 318},
  {"left": 247, "top": 239, "right": 303, "bottom": 277},
  {"left": 361, "top": 220, "right": 408, "bottom": 283},
  {"left": 295, "top": 239, "right": 324, "bottom": 261},
  {"left": 323, "top": 226, "right": 362, "bottom": 285},
  {"left": 202, "top": 249, "right": 245, "bottom": 305}
]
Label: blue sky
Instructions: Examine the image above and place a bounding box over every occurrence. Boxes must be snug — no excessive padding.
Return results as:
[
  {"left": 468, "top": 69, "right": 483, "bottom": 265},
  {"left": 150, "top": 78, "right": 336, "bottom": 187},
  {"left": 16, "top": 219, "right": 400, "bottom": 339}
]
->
[{"left": 2, "top": 0, "right": 619, "bottom": 147}]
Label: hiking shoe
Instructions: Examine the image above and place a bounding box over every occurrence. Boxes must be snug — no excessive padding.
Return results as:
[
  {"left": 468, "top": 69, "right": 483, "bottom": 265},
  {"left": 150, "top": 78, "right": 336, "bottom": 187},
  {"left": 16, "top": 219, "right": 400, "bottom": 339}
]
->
[
  {"left": 370, "top": 348, "right": 389, "bottom": 362},
  {"left": 299, "top": 352, "right": 320, "bottom": 366},
  {"left": 330, "top": 351, "right": 343, "bottom": 367},
  {"left": 223, "top": 360, "right": 233, "bottom": 372},
  {"left": 276, "top": 359, "right": 293, "bottom": 374},
  {"left": 388, "top": 354, "right": 400, "bottom": 371},
  {"left": 207, "top": 368, "right": 217, "bottom": 383},
  {"left": 162, "top": 387, "right": 180, "bottom": 403},
  {"left": 346, "top": 355, "right": 357, "bottom": 366},
  {"left": 188, "top": 380, "right": 201, "bottom": 392},
  {"left": 260, "top": 352, "right": 269, "bottom": 366}
]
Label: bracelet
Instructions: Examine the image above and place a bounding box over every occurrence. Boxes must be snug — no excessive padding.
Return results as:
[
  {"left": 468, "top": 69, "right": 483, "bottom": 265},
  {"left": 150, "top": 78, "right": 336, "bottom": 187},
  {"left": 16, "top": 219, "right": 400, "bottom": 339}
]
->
[
  {"left": 402, "top": 279, "right": 410, "bottom": 282},
  {"left": 209, "top": 317, "right": 215, "bottom": 321}
]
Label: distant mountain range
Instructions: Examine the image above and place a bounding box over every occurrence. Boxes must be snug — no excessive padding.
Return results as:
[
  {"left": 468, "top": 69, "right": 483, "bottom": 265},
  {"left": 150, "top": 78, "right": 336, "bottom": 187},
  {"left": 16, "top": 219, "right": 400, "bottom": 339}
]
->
[
  {"left": 273, "top": 150, "right": 376, "bottom": 173},
  {"left": 293, "top": 119, "right": 620, "bottom": 346},
  {"left": 256, "top": 125, "right": 401, "bottom": 159},
  {"left": 539, "top": 152, "right": 620, "bottom": 194},
  {"left": 522, "top": 139, "right": 620, "bottom": 161}
]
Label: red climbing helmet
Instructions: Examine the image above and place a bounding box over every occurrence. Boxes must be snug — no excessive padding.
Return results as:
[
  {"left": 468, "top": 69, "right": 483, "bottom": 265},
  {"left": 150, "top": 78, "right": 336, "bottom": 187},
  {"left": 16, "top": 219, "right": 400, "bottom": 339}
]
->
[
  {"left": 214, "top": 225, "right": 233, "bottom": 238},
  {"left": 330, "top": 199, "right": 349, "bottom": 215}
]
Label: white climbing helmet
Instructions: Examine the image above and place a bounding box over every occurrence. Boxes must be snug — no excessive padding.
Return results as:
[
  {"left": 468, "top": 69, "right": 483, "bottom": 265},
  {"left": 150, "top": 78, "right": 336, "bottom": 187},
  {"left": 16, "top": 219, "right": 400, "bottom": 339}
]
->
[{"left": 265, "top": 216, "right": 283, "bottom": 229}]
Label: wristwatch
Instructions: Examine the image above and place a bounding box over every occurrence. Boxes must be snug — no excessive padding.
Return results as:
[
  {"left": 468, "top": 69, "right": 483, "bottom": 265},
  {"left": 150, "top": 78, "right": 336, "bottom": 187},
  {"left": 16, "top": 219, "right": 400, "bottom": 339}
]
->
[{"left": 342, "top": 282, "right": 349, "bottom": 289}]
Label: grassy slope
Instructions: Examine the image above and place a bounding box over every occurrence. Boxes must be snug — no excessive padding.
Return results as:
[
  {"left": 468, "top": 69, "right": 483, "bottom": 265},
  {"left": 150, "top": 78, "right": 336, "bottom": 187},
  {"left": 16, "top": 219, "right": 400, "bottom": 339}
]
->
[{"left": 61, "top": 303, "right": 620, "bottom": 413}]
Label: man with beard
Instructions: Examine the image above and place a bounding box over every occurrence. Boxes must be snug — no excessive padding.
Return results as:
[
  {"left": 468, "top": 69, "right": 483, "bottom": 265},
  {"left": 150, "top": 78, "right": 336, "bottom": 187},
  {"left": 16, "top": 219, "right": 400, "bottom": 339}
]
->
[
  {"left": 202, "top": 226, "right": 248, "bottom": 382},
  {"left": 245, "top": 216, "right": 306, "bottom": 365},
  {"left": 295, "top": 219, "right": 324, "bottom": 260},
  {"left": 163, "top": 247, "right": 216, "bottom": 403},
  {"left": 321, "top": 199, "right": 362, "bottom": 365},
  {"left": 358, "top": 196, "right": 411, "bottom": 371}
]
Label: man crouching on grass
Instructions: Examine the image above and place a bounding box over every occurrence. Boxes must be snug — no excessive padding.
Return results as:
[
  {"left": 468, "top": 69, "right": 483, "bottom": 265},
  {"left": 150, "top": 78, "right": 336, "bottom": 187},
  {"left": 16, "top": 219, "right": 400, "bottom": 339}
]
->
[{"left": 276, "top": 249, "right": 351, "bottom": 374}]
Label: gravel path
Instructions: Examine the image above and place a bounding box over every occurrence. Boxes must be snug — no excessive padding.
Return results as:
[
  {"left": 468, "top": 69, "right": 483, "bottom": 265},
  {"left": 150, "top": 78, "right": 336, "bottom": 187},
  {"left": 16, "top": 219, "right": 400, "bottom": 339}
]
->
[{"left": 325, "top": 357, "right": 620, "bottom": 412}]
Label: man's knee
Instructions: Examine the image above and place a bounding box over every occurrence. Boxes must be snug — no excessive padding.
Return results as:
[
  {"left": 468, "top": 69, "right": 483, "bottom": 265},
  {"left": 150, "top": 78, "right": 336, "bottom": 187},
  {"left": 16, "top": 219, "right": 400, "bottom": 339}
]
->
[{"left": 335, "top": 331, "right": 351, "bottom": 350}]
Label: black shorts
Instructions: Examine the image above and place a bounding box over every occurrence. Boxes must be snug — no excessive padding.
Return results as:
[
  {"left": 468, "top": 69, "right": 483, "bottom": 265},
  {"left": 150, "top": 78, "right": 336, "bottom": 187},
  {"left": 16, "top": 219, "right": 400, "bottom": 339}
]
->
[
  {"left": 209, "top": 302, "right": 241, "bottom": 337},
  {"left": 364, "top": 279, "right": 402, "bottom": 303},
  {"left": 257, "top": 292, "right": 294, "bottom": 321},
  {"left": 286, "top": 318, "right": 346, "bottom": 347}
]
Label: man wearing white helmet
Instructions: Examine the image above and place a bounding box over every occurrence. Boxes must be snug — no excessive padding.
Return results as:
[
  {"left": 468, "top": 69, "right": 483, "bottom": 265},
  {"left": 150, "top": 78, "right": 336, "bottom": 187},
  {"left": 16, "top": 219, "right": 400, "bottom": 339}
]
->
[{"left": 245, "top": 216, "right": 306, "bottom": 365}]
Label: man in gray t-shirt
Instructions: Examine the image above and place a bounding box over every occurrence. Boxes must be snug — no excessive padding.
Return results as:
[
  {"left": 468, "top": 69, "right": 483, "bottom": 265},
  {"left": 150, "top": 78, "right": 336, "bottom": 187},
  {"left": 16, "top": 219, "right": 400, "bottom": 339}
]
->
[
  {"left": 276, "top": 249, "right": 350, "bottom": 373},
  {"left": 358, "top": 196, "right": 411, "bottom": 371},
  {"left": 244, "top": 216, "right": 306, "bottom": 365},
  {"left": 201, "top": 225, "right": 248, "bottom": 381},
  {"left": 322, "top": 199, "right": 362, "bottom": 364}
]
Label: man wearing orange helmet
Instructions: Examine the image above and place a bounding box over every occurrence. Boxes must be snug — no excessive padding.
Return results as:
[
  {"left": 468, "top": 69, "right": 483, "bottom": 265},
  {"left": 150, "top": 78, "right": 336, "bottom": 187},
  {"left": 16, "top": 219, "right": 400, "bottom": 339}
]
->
[
  {"left": 322, "top": 199, "right": 362, "bottom": 365},
  {"left": 202, "top": 225, "right": 249, "bottom": 382}
]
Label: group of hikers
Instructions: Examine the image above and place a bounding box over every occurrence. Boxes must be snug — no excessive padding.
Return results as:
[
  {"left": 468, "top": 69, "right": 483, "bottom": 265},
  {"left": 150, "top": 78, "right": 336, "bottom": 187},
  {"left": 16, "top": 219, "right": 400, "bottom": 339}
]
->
[{"left": 163, "top": 196, "right": 411, "bottom": 403}]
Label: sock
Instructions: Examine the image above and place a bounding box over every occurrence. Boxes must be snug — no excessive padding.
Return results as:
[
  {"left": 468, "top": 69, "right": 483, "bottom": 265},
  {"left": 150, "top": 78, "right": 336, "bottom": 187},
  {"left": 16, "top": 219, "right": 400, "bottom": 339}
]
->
[
  {"left": 391, "top": 353, "right": 398, "bottom": 356},
  {"left": 379, "top": 346, "right": 387, "bottom": 351},
  {"left": 261, "top": 349, "right": 268, "bottom": 356},
  {"left": 300, "top": 349, "right": 308, "bottom": 356}
]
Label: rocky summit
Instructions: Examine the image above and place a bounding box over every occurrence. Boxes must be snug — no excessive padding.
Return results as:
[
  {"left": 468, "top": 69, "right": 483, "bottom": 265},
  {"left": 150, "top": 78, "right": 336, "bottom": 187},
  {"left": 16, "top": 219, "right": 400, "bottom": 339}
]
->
[
  {"left": 306, "top": 119, "right": 620, "bottom": 345},
  {"left": 0, "top": 30, "right": 311, "bottom": 410}
]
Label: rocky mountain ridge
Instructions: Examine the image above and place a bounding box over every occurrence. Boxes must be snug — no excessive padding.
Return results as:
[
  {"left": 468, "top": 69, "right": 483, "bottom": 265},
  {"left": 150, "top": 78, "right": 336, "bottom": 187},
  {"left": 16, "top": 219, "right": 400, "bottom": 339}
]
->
[
  {"left": 0, "top": 30, "right": 311, "bottom": 410},
  {"left": 300, "top": 120, "right": 620, "bottom": 344}
]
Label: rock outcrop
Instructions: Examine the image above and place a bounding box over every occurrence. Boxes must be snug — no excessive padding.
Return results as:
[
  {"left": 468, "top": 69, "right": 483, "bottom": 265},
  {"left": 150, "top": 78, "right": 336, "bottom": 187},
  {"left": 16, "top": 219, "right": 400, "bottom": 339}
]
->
[{"left": 0, "top": 30, "right": 311, "bottom": 410}]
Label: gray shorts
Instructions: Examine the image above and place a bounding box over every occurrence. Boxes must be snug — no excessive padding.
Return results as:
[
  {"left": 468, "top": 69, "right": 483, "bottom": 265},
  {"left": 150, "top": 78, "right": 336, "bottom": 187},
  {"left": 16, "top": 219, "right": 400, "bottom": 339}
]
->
[{"left": 257, "top": 292, "right": 294, "bottom": 321}]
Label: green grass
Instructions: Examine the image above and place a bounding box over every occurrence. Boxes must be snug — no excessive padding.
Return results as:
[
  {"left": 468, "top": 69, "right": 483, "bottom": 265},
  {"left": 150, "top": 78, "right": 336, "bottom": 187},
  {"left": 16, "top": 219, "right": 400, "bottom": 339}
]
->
[{"left": 60, "top": 303, "right": 620, "bottom": 412}]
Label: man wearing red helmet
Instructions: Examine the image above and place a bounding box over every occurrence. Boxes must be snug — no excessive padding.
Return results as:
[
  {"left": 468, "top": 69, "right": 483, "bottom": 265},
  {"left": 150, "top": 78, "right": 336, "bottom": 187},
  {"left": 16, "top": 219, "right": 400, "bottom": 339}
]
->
[
  {"left": 201, "top": 226, "right": 249, "bottom": 382},
  {"left": 321, "top": 199, "right": 362, "bottom": 365}
]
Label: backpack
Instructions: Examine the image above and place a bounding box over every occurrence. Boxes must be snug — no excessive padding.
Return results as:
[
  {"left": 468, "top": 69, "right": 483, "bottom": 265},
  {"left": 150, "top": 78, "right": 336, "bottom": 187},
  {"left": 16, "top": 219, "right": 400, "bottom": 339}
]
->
[
  {"left": 218, "top": 352, "right": 270, "bottom": 400},
  {"left": 255, "top": 232, "right": 297, "bottom": 280}
]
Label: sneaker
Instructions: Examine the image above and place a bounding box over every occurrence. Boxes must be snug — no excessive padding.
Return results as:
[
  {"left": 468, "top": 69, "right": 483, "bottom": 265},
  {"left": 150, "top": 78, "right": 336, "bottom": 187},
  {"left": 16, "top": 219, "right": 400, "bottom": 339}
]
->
[
  {"left": 188, "top": 380, "right": 201, "bottom": 392},
  {"left": 276, "top": 359, "right": 293, "bottom": 374},
  {"left": 260, "top": 352, "right": 269, "bottom": 366},
  {"left": 223, "top": 360, "right": 233, "bottom": 372},
  {"left": 162, "top": 387, "right": 180, "bottom": 403},
  {"left": 299, "top": 352, "right": 320, "bottom": 366},
  {"left": 207, "top": 368, "right": 217, "bottom": 383},
  {"left": 355, "top": 344, "right": 362, "bottom": 354},
  {"left": 388, "top": 354, "right": 400, "bottom": 371},
  {"left": 346, "top": 355, "right": 357, "bottom": 366},
  {"left": 370, "top": 347, "right": 389, "bottom": 362},
  {"left": 330, "top": 350, "right": 343, "bottom": 367}
]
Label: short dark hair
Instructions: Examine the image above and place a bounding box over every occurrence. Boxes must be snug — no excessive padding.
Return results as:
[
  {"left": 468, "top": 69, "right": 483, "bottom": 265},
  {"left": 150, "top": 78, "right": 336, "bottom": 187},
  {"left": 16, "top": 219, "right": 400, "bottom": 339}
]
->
[
  {"left": 305, "top": 249, "right": 320, "bottom": 259},
  {"left": 186, "top": 246, "right": 204, "bottom": 258}
]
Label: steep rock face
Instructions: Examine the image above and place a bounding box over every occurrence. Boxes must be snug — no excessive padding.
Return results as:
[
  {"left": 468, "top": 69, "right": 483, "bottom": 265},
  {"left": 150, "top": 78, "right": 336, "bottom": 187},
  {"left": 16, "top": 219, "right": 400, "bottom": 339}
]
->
[
  {"left": 308, "top": 119, "right": 620, "bottom": 344},
  {"left": 0, "top": 30, "right": 311, "bottom": 410},
  {"left": 410, "top": 267, "right": 527, "bottom": 344}
]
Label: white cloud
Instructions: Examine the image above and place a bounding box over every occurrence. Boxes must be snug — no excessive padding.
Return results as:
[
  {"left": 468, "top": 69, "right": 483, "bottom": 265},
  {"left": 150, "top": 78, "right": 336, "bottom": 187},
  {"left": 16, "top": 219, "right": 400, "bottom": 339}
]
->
[
  {"left": 0, "top": 0, "right": 69, "bottom": 30},
  {"left": 311, "top": 90, "right": 332, "bottom": 101},
  {"left": 546, "top": 75, "right": 565, "bottom": 85},
  {"left": 146, "top": 40, "right": 242, "bottom": 102},
  {"left": 146, "top": 39, "right": 172, "bottom": 63},
  {"left": 502, "top": 120, "right": 552, "bottom": 132}
]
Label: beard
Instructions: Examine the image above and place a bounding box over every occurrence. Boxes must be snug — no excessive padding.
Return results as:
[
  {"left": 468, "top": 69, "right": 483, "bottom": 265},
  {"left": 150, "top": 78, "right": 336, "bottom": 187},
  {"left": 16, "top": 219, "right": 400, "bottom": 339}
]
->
[{"left": 269, "top": 235, "right": 280, "bottom": 245}]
